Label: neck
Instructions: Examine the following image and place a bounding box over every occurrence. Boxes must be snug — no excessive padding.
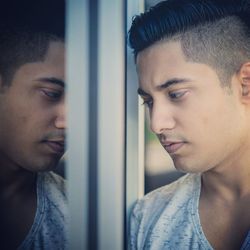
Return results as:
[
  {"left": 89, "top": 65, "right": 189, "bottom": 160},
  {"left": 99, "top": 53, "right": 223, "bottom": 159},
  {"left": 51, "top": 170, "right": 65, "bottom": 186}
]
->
[
  {"left": 0, "top": 154, "right": 36, "bottom": 197},
  {"left": 202, "top": 150, "right": 250, "bottom": 201},
  {"left": 0, "top": 156, "right": 37, "bottom": 250}
]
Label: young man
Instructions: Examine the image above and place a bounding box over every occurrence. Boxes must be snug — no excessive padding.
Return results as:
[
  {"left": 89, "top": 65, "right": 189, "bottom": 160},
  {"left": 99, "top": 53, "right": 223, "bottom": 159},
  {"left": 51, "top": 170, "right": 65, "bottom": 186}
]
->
[
  {"left": 129, "top": 0, "right": 250, "bottom": 249},
  {"left": 0, "top": 1, "right": 68, "bottom": 249}
]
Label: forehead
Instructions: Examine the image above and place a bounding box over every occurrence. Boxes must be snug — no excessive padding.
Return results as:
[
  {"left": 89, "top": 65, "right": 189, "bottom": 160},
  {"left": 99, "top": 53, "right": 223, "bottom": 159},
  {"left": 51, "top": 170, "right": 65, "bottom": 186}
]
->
[
  {"left": 44, "top": 41, "right": 65, "bottom": 66},
  {"left": 136, "top": 40, "right": 187, "bottom": 86},
  {"left": 136, "top": 40, "right": 223, "bottom": 94},
  {"left": 10, "top": 41, "right": 65, "bottom": 84}
]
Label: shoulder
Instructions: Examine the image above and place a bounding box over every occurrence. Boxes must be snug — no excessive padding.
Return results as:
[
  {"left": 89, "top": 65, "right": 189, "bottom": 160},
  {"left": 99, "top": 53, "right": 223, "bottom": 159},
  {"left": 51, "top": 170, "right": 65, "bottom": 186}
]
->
[
  {"left": 132, "top": 173, "right": 199, "bottom": 219},
  {"left": 18, "top": 172, "right": 68, "bottom": 250},
  {"left": 38, "top": 172, "right": 68, "bottom": 247},
  {"left": 38, "top": 171, "right": 67, "bottom": 218},
  {"left": 130, "top": 173, "right": 201, "bottom": 249}
]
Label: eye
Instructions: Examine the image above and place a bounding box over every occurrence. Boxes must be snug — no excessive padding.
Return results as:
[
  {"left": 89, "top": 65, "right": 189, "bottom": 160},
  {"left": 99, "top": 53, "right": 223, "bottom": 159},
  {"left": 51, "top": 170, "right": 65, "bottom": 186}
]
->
[
  {"left": 42, "top": 89, "right": 63, "bottom": 100},
  {"left": 168, "top": 90, "right": 187, "bottom": 100}
]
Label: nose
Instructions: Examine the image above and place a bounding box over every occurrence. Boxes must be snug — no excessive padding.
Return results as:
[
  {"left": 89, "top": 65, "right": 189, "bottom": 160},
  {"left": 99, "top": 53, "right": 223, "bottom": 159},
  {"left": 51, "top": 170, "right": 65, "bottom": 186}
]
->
[
  {"left": 54, "top": 102, "right": 66, "bottom": 129},
  {"left": 150, "top": 104, "right": 175, "bottom": 135}
]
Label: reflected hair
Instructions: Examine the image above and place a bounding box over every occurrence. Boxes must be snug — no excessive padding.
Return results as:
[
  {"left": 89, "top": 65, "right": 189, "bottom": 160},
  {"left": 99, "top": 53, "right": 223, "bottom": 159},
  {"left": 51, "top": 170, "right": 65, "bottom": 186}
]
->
[
  {"left": 0, "top": 0, "right": 65, "bottom": 86},
  {"left": 128, "top": 0, "right": 250, "bottom": 85}
]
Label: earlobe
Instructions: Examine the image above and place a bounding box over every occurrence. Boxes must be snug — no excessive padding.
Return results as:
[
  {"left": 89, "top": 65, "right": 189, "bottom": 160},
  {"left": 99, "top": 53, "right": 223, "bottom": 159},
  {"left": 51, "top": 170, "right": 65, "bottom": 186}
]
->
[{"left": 238, "top": 62, "right": 250, "bottom": 102}]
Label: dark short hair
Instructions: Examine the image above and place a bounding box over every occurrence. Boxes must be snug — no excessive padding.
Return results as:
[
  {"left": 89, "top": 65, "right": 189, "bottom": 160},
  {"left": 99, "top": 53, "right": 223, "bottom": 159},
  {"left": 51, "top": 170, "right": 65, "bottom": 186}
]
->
[
  {"left": 0, "top": 0, "right": 65, "bottom": 86},
  {"left": 128, "top": 0, "right": 250, "bottom": 84}
]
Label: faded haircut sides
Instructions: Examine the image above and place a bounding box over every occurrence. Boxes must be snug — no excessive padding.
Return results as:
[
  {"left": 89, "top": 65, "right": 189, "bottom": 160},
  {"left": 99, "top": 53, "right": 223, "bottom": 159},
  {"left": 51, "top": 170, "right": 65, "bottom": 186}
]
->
[{"left": 128, "top": 0, "right": 250, "bottom": 85}]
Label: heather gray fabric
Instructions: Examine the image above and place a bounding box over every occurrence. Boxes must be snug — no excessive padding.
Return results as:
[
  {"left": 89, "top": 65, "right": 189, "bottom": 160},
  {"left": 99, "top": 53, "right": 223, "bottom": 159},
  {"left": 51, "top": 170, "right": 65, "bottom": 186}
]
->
[
  {"left": 18, "top": 171, "right": 68, "bottom": 250},
  {"left": 130, "top": 173, "right": 250, "bottom": 250}
]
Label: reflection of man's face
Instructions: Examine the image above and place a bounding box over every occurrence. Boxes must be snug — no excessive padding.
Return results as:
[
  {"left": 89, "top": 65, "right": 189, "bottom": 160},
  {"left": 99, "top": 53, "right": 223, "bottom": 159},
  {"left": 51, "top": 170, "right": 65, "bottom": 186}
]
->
[{"left": 0, "top": 41, "right": 66, "bottom": 172}]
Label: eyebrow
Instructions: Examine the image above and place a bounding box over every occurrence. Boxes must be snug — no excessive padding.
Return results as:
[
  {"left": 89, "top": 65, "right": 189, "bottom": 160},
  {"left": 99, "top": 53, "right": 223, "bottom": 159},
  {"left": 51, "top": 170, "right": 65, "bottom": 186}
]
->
[
  {"left": 36, "top": 77, "right": 65, "bottom": 88},
  {"left": 137, "top": 87, "right": 149, "bottom": 96},
  {"left": 137, "top": 77, "right": 191, "bottom": 96},
  {"left": 156, "top": 78, "right": 191, "bottom": 90}
]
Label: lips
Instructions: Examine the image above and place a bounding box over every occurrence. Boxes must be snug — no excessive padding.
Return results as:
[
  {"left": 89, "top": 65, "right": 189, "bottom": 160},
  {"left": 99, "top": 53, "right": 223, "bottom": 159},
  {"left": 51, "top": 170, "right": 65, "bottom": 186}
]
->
[
  {"left": 44, "top": 140, "right": 65, "bottom": 154},
  {"left": 162, "top": 141, "right": 185, "bottom": 154}
]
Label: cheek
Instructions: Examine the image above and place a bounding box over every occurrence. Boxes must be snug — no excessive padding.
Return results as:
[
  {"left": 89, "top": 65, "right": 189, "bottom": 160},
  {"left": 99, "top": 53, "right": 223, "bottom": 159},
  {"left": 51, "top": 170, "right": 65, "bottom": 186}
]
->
[
  {"left": 6, "top": 105, "right": 41, "bottom": 140},
  {"left": 19, "top": 114, "right": 29, "bottom": 124},
  {"left": 0, "top": 99, "right": 46, "bottom": 150},
  {"left": 182, "top": 102, "right": 226, "bottom": 142},
  {"left": 194, "top": 104, "right": 240, "bottom": 149}
]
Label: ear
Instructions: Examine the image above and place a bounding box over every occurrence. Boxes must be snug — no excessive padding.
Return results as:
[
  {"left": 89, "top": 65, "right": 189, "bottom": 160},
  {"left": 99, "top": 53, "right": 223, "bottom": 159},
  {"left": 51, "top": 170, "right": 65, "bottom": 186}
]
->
[{"left": 237, "top": 62, "right": 250, "bottom": 103}]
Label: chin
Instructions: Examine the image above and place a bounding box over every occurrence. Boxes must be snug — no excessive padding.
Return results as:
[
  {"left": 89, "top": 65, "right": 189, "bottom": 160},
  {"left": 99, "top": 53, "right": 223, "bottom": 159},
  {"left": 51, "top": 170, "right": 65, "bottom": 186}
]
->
[
  {"left": 26, "top": 158, "right": 60, "bottom": 172},
  {"left": 172, "top": 157, "right": 204, "bottom": 174}
]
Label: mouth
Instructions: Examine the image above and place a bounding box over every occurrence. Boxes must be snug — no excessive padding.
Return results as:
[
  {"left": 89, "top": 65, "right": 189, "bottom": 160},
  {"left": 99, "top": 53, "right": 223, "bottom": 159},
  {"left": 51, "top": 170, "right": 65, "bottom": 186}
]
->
[
  {"left": 162, "top": 141, "right": 185, "bottom": 154},
  {"left": 44, "top": 140, "right": 65, "bottom": 154}
]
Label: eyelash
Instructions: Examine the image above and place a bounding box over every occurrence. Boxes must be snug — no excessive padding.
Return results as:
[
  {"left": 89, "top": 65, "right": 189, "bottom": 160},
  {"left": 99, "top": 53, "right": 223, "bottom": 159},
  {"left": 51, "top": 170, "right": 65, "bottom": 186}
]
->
[
  {"left": 142, "top": 99, "right": 153, "bottom": 108},
  {"left": 141, "top": 90, "right": 187, "bottom": 108},
  {"left": 168, "top": 90, "right": 186, "bottom": 100},
  {"left": 42, "top": 89, "right": 63, "bottom": 100}
]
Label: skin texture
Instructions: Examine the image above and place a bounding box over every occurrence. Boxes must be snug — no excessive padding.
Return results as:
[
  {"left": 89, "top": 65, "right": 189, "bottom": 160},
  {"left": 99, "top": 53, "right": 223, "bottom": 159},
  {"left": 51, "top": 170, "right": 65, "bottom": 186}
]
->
[
  {"left": 0, "top": 41, "right": 66, "bottom": 249},
  {"left": 137, "top": 41, "right": 247, "bottom": 174},
  {"left": 0, "top": 41, "right": 66, "bottom": 173},
  {"left": 137, "top": 40, "right": 250, "bottom": 249}
]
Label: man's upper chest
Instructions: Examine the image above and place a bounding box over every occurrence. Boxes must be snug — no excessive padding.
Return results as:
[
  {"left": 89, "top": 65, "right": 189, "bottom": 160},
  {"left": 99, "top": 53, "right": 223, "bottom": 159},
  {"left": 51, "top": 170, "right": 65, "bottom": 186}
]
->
[{"left": 199, "top": 195, "right": 250, "bottom": 250}]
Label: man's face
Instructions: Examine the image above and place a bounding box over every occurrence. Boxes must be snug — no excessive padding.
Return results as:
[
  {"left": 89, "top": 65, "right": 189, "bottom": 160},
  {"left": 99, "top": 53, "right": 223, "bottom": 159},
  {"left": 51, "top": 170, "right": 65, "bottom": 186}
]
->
[
  {"left": 0, "top": 41, "right": 66, "bottom": 172},
  {"left": 137, "top": 40, "right": 247, "bottom": 173}
]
